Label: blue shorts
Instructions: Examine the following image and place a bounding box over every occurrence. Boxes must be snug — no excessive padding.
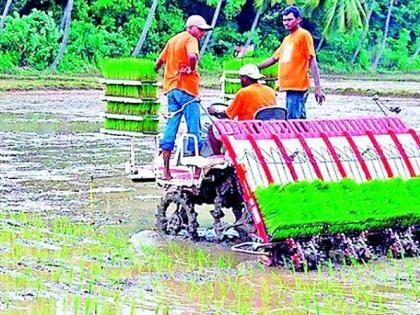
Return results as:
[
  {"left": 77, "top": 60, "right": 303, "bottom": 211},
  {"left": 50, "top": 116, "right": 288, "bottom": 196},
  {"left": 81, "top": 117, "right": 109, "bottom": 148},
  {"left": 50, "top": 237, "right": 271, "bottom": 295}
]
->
[
  {"left": 286, "top": 90, "right": 309, "bottom": 119},
  {"left": 159, "top": 89, "right": 203, "bottom": 152}
]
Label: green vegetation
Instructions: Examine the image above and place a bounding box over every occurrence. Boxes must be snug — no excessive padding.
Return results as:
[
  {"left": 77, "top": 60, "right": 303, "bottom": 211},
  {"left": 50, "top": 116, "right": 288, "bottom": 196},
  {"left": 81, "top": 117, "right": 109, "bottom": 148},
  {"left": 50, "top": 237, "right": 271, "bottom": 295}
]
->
[
  {"left": 0, "top": 210, "right": 418, "bottom": 313},
  {"left": 0, "top": 74, "right": 100, "bottom": 91},
  {"left": 0, "top": 1, "right": 417, "bottom": 75},
  {"left": 104, "top": 116, "right": 159, "bottom": 133},
  {"left": 106, "top": 101, "right": 161, "bottom": 116},
  {"left": 104, "top": 84, "right": 158, "bottom": 99},
  {"left": 223, "top": 57, "right": 278, "bottom": 95},
  {"left": 101, "top": 58, "right": 157, "bottom": 81},
  {"left": 223, "top": 58, "right": 277, "bottom": 78},
  {"left": 255, "top": 178, "right": 420, "bottom": 240},
  {"left": 100, "top": 57, "right": 160, "bottom": 133}
]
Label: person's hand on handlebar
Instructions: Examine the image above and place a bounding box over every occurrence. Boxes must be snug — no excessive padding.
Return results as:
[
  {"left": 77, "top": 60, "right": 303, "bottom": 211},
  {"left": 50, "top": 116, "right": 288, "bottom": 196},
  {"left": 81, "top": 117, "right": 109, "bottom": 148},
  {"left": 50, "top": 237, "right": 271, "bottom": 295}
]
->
[
  {"left": 208, "top": 105, "right": 217, "bottom": 115},
  {"left": 207, "top": 103, "right": 227, "bottom": 119}
]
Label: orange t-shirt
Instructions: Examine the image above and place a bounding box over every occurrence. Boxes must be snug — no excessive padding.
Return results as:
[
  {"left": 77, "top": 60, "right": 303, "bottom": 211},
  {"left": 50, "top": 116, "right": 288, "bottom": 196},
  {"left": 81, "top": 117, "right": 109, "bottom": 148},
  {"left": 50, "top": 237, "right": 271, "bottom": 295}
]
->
[
  {"left": 226, "top": 83, "right": 276, "bottom": 120},
  {"left": 273, "top": 27, "right": 315, "bottom": 91},
  {"left": 159, "top": 31, "right": 200, "bottom": 96}
]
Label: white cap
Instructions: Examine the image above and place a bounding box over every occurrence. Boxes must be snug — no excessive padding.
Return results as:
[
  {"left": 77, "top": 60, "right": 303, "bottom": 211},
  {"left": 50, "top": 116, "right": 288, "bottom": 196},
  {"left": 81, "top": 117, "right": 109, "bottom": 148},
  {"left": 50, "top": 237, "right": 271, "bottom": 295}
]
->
[
  {"left": 185, "top": 15, "right": 212, "bottom": 30},
  {"left": 239, "top": 64, "right": 264, "bottom": 80}
]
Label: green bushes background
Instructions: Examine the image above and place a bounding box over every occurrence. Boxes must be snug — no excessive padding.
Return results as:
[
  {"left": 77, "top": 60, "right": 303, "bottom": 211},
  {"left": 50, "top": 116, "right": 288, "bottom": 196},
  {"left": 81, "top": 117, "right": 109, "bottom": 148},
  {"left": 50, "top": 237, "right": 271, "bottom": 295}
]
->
[{"left": 0, "top": 0, "right": 418, "bottom": 74}]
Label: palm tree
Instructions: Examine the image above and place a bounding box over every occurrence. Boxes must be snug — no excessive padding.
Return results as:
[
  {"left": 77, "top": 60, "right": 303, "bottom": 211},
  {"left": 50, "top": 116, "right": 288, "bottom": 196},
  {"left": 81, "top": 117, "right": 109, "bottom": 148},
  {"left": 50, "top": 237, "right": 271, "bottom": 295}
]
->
[
  {"left": 315, "top": 0, "right": 367, "bottom": 51},
  {"left": 244, "top": 0, "right": 294, "bottom": 49},
  {"left": 132, "top": 0, "right": 158, "bottom": 57},
  {"left": 51, "top": 0, "right": 74, "bottom": 71},
  {"left": 371, "top": 0, "right": 393, "bottom": 71},
  {"left": 0, "top": 0, "right": 13, "bottom": 33},
  {"left": 199, "top": 0, "right": 224, "bottom": 57},
  {"left": 322, "top": 0, "right": 368, "bottom": 36},
  {"left": 351, "top": 0, "right": 376, "bottom": 64}
]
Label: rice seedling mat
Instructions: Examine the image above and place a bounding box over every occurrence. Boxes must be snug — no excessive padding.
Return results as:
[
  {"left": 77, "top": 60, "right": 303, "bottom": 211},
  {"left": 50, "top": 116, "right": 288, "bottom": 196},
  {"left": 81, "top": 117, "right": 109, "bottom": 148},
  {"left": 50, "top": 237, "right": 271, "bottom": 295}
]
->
[
  {"left": 98, "top": 78, "right": 160, "bottom": 86},
  {"left": 101, "top": 96, "right": 158, "bottom": 103},
  {"left": 101, "top": 112, "right": 159, "bottom": 121},
  {"left": 255, "top": 178, "right": 420, "bottom": 240}
]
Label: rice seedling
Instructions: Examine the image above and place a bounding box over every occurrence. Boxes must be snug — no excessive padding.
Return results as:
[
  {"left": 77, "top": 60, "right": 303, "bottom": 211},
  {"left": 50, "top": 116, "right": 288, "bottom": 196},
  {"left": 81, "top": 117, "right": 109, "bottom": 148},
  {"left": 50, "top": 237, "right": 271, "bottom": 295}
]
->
[
  {"left": 101, "top": 58, "right": 157, "bottom": 81},
  {"left": 223, "top": 57, "right": 277, "bottom": 78},
  {"left": 222, "top": 57, "right": 278, "bottom": 96},
  {"left": 106, "top": 101, "right": 161, "bottom": 115},
  {"left": 105, "top": 84, "right": 158, "bottom": 99},
  {"left": 254, "top": 178, "right": 420, "bottom": 239}
]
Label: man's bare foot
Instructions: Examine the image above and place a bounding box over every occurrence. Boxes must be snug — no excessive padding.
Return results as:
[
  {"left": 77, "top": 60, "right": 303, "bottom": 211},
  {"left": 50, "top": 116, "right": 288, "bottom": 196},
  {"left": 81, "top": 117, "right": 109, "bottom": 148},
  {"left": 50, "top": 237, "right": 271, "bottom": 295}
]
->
[{"left": 258, "top": 254, "right": 274, "bottom": 267}]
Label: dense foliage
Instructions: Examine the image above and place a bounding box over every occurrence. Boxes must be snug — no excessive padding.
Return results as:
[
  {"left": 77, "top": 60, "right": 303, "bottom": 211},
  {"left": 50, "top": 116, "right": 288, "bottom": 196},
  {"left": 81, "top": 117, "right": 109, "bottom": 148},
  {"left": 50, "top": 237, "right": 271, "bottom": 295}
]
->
[
  {"left": 254, "top": 178, "right": 420, "bottom": 240},
  {"left": 0, "top": 0, "right": 418, "bottom": 74}
]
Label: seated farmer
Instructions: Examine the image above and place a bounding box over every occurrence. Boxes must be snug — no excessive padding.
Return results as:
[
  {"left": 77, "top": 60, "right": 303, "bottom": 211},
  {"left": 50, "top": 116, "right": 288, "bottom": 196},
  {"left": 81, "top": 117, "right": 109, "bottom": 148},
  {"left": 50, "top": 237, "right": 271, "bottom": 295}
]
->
[
  {"left": 208, "top": 64, "right": 276, "bottom": 154},
  {"left": 155, "top": 15, "right": 212, "bottom": 180}
]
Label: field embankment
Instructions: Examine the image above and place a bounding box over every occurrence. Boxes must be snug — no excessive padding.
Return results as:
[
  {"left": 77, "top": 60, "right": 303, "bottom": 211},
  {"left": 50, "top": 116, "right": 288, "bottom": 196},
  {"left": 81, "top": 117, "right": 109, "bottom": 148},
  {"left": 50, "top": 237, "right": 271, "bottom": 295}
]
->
[{"left": 0, "top": 72, "right": 419, "bottom": 98}]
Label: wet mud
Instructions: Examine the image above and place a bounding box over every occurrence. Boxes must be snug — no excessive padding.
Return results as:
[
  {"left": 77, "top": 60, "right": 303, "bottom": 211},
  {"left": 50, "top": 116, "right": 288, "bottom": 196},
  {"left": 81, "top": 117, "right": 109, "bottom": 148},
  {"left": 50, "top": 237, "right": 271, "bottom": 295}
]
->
[{"left": 0, "top": 88, "right": 419, "bottom": 314}]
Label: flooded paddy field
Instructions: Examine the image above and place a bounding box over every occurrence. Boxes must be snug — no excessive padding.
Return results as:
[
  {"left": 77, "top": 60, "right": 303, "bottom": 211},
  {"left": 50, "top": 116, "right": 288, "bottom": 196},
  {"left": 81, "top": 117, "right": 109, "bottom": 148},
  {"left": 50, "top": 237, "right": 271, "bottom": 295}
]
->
[{"left": 0, "top": 89, "right": 419, "bottom": 314}]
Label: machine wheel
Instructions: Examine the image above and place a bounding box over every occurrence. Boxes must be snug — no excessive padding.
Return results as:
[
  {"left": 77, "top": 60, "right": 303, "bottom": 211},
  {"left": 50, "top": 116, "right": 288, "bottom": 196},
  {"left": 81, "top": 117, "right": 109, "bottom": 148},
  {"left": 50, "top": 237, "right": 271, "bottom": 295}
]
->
[{"left": 156, "top": 190, "right": 199, "bottom": 239}]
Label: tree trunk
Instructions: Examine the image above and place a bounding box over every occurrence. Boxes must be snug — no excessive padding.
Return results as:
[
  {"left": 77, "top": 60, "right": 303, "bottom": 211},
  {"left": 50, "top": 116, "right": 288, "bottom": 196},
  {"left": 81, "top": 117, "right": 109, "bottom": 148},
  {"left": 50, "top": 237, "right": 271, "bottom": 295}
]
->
[
  {"left": 316, "top": 36, "right": 325, "bottom": 52},
  {"left": 244, "top": 9, "right": 262, "bottom": 48},
  {"left": 351, "top": 1, "right": 375, "bottom": 64},
  {"left": 51, "top": 0, "right": 74, "bottom": 72},
  {"left": 132, "top": 0, "right": 158, "bottom": 57},
  {"left": 0, "top": 0, "right": 13, "bottom": 33},
  {"left": 199, "top": 0, "right": 223, "bottom": 57},
  {"left": 371, "top": 0, "right": 393, "bottom": 71},
  {"left": 59, "top": 0, "right": 71, "bottom": 31}
]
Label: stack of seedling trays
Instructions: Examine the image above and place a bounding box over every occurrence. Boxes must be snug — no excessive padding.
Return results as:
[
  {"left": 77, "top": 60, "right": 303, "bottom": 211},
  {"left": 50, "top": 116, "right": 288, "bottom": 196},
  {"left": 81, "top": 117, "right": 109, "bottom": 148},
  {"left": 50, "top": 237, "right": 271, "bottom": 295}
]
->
[
  {"left": 221, "top": 57, "right": 277, "bottom": 101},
  {"left": 100, "top": 58, "right": 160, "bottom": 136}
]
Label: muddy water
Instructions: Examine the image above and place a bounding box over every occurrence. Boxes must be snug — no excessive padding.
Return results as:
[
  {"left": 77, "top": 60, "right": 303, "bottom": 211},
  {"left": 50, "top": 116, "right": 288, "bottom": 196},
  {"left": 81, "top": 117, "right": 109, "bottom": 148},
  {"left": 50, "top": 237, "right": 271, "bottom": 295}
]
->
[
  {"left": 0, "top": 89, "right": 419, "bottom": 225},
  {"left": 0, "top": 89, "right": 419, "bottom": 313}
]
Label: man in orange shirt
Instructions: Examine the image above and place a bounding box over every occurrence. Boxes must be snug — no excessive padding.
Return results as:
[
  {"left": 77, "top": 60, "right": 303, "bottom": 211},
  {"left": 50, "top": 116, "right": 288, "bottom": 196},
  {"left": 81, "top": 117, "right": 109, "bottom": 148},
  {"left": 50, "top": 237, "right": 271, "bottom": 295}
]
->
[
  {"left": 155, "top": 15, "right": 212, "bottom": 180},
  {"left": 208, "top": 64, "right": 276, "bottom": 154},
  {"left": 258, "top": 6, "right": 325, "bottom": 120}
]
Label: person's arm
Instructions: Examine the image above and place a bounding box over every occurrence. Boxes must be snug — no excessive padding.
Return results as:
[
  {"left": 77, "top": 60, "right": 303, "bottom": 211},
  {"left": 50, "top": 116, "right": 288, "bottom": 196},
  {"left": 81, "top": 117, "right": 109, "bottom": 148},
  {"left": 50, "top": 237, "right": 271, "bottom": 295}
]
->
[
  {"left": 257, "top": 57, "right": 277, "bottom": 70},
  {"left": 154, "top": 58, "right": 164, "bottom": 72},
  {"left": 309, "top": 56, "right": 325, "bottom": 105},
  {"left": 179, "top": 53, "right": 198, "bottom": 74},
  {"left": 188, "top": 53, "right": 198, "bottom": 71}
]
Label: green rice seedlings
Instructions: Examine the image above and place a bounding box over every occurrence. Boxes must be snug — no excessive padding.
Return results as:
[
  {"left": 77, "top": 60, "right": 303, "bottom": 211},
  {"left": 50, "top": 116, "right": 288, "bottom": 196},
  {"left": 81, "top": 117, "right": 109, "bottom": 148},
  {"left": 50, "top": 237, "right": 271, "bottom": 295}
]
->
[
  {"left": 138, "top": 84, "right": 158, "bottom": 99},
  {"left": 101, "top": 58, "right": 157, "bottom": 81},
  {"left": 255, "top": 178, "right": 420, "bottom": 240},
  {"left": 224, "top": 81, "right": 242, "bottom": 95},
  {"left": 142, "top": 101, "right": 161, "bottom": 115},
  {"left": 223, "top": 57, "right": 277, "bottom": 78}
]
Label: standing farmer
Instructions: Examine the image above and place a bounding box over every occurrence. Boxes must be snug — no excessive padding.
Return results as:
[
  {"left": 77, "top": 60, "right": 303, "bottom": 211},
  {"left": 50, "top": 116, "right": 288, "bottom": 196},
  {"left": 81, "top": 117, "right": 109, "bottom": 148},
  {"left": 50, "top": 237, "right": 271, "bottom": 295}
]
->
[
  {"left": 155, "top": 15, "right": 212, "bottom": 180},
  {"left": 258, "top": 6, "right": 325, "bottom": 119}
]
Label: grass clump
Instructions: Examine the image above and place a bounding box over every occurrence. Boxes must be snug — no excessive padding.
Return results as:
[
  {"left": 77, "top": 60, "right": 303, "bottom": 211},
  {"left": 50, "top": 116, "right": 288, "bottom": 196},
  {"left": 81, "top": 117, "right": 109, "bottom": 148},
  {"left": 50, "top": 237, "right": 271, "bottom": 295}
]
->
[
  {"left": 106, "top": 101, "right": 160, "bottom": 115},
  {"left": 254, "top": 178, "right": 420, "bottom": 240},
  {"left": 104, "top": 116, "right": 159, "bottom": 133},
  {"left": 101, "top": 58, "right": 157, "bottom": 81}
]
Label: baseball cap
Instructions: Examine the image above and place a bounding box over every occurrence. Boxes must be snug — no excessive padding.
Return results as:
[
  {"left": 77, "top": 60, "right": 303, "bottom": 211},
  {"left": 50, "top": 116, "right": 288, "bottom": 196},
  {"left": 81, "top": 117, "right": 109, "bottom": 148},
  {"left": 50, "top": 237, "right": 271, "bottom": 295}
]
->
[
  {"left": 185, "top": 15, "right": 212, "bottom": 30},
  {"left": 238, "top": 64, "right": 264, "bottom": 80}
]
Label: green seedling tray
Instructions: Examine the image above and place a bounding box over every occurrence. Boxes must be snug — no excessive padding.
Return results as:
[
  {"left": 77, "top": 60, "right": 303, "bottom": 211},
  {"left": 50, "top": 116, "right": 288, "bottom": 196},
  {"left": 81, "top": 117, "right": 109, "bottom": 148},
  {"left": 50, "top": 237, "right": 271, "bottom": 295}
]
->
[{"left": 255, "top": 178, "right": 420, "bottom": 240}]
